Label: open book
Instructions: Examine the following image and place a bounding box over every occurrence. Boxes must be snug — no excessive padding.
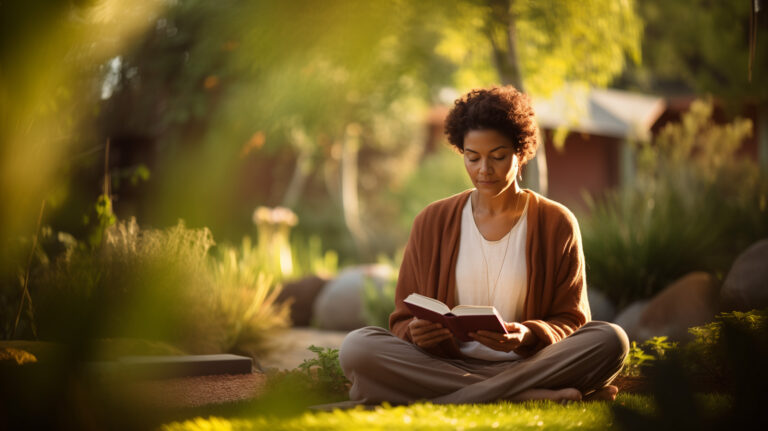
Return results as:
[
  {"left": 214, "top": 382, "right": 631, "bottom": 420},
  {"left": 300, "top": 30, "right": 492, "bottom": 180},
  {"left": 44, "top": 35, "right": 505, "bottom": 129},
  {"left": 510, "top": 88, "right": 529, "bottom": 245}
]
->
[{"left": 403, "top": 293, "right": 508, "bottom": 342}]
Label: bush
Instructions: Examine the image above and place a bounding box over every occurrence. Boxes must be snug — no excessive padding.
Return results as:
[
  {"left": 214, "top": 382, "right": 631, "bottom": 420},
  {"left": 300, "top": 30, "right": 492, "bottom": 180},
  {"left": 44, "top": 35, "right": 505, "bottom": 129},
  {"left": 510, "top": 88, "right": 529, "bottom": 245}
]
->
[
  {"left": 362, "top": 252, "right": 401, "bottom": 327},
  {"left": 31, "top": 218, "right": 290, "bottom": 356},
  {"left": 582, "top": 99, "right": 768, "bottom": 307}
]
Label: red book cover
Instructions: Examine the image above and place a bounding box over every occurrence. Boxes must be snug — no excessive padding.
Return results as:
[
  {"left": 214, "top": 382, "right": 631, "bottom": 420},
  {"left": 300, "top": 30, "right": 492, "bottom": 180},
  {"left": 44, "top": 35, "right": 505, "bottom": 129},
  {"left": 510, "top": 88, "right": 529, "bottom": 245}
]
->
[{"left": 403, "top": 293, "right": 508, "bottom": 342}]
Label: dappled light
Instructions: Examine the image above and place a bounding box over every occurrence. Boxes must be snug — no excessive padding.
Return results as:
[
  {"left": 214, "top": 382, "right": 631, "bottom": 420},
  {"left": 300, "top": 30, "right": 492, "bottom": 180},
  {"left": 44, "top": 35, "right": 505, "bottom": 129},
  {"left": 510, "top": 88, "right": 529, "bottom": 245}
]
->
[{"left": 1, "top": 0, "right": 767, "bottom": 429}]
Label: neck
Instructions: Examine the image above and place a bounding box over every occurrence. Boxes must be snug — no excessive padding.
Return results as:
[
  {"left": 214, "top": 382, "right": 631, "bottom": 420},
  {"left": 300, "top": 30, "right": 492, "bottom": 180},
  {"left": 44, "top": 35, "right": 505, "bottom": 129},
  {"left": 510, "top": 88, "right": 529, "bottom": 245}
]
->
[{"left": 473, "top": 182, "right": 523, "bottom": 216}]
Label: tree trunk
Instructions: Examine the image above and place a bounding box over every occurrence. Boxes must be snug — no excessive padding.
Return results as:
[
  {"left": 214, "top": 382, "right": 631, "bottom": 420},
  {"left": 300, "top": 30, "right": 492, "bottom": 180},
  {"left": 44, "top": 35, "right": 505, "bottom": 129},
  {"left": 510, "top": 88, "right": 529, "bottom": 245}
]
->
[
  {"left": 486, "top": 0, "right": 548, "bottom": 196},
  {"left": 340, "top": 123, "right": 369, "bottom": 256},
  {"left": 282, "top": 128, "right": 314, "bottom": 209}
]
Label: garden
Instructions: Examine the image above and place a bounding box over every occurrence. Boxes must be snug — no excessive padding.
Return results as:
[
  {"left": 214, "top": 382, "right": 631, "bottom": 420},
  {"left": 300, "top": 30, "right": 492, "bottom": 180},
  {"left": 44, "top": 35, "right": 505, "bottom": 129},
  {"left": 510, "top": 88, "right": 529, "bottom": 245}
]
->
[{"left": 2, "top": 0, "right": 768, "bottom": 430}]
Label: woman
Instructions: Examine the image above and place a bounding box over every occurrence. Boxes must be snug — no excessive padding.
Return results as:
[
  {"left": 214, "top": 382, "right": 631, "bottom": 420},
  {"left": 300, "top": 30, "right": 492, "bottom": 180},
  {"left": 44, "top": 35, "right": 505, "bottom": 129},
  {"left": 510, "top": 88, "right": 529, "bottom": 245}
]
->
[{"left": 339, "top": 86, "right": 628, "bottom": 405}]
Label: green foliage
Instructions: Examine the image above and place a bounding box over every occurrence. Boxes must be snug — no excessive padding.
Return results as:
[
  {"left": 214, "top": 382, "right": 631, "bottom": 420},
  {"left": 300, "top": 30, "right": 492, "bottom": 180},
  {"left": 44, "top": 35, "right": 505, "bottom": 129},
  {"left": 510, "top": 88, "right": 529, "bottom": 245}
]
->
[
  {"left": 211, "top": 242, "right": 291, "bottom": 356},
  {"left": 362, "top": 277, "right": 397, "bottom": 329},
  {"left": 512, "top": 0, "right": 642, "bottom": 94},
  {"left": 297, "top": 345, "right": 350, "bottom": 396},
  {"left": 29, "top": 218, "right": 289, "bottom": 356},
  {"left": 289, "top": 235, "right": 339, "bottom": 281},
  {"left": 582, "top": 99, "right": 768, "bottom": 307},
  {"left": 614, "top": 310, "right": 768, "bottom": 430},
  {"left": 682, "top": 309, "right": 768, "bottom": 380},
  {"left": 628, "top": 0, "right": 768, "bottom": 104},
  {"left": 87, "top": 194, "right": 117, "bottom": 248},
  {"left": 361, "top": 252, "right": 401, "bottom": 328},
  {"left": 162, "top": 394, "right": 655, "bottom": 431},
  {"left": 621, "top": 336, "right": 678, "bottom": 378},
  {"left": 622, "top": 342, "right": 656, "bottom": 378},
  {"left": 258, "top": 345, "right": 350, "bottom": 414}
]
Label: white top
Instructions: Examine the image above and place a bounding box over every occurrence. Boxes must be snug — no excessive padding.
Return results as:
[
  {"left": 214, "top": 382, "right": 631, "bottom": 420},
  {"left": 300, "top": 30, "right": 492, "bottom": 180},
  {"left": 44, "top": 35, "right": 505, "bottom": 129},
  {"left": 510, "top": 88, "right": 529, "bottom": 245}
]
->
[{"left": 455, "top": 193, "right": 528, "bottom": 361}]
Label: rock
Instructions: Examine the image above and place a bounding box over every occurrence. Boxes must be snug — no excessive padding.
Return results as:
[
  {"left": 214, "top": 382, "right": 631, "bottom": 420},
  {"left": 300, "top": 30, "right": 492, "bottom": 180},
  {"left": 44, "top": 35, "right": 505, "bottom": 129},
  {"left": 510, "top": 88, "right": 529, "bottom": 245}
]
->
[
  {"left": 277, "top": 276, "right": 328, "bottom": 327},
  {"left": 720, "top": 239, "right": 768, "bottom": 312},
  {"left": 634, "top": 272, "right": 720, "bottom": 342},
  {"left": 587, "top": 288, "right": 616, "bottom": 322},
  {"left": 312, "top": 264, "right": 394, "bottom": 331},
  {"left": 613, "top": 300, "right": 649, "bottom": 341}
]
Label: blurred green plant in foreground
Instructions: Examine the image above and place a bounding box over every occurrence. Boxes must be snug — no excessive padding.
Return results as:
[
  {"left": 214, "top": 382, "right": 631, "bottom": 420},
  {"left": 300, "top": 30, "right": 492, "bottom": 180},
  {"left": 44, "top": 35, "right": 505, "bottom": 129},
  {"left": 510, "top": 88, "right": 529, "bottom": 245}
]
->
[
  {"left": 613, "top": 308, "right": 768, "bottom": 430},
  {"left": 582, "top": 99, "right": 768, "bottom": 308},
  {"left": 6, "top": 218, "right": 291, "bottom": 358}
]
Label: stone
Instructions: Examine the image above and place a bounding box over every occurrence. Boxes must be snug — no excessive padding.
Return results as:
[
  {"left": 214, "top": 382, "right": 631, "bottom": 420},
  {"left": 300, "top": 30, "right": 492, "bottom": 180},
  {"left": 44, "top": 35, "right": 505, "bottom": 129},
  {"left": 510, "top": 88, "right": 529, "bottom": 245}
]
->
[
  {"left": 634, "top": 272, "right": 720, "bottom": 342},
  {"left": 613, "top": 300, "right": 649, "bottom": 342},
  {"left": 312, "top": 264, "right": 394, "bottom": 331},
  {"left": 587, "top": 288, "right": 616, "bottom": 322},
  {"left": 720, "top": 239, "right": 768, "bottom": 312},
  {"left": 277, "top": 276, "right": 328, "bottom": 327}
]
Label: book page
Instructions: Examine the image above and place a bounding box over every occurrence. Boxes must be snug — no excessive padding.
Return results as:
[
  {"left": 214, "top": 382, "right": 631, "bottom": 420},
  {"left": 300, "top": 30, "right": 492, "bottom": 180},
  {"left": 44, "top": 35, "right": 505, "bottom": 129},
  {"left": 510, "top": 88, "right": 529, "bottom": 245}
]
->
[
  {"left": 403, "top": 293, "right": 451, "bottom": 315},
  {"left": 450, "top": 305, "right": 498, "bottom": 317}
]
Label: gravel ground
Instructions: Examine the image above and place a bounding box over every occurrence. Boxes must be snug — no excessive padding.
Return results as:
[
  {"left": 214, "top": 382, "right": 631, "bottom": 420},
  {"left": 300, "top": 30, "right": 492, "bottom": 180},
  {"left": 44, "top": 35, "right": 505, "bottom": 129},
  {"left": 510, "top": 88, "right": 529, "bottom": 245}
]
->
[{"left": 124, "top": 373, "right": 268, "bottom": 409}]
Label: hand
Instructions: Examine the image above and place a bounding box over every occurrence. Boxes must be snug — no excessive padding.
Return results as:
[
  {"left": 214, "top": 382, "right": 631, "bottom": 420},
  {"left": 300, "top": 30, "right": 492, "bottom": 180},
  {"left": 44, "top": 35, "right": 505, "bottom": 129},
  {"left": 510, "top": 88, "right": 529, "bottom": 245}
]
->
[
  {"left": 408, "top": 318, "right": 452, "bottom": 348},
  {"left": 469, "top": 321, "right": 536, "bottom": 352}
]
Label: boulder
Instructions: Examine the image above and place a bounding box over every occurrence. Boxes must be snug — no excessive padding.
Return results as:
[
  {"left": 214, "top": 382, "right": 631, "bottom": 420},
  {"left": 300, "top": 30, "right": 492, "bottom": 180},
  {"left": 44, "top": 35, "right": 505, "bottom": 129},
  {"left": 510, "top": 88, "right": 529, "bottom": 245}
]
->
[
  {"left": 277, "top": 276, "right": 328, "bottom": 327},
  {"left": 634, "top": 272, "right": 720, "bottom": 342},
  {"left": 613, "top": 300, "right": 649, "bottom": 341},
  {"left": 720, "top": 239, "right": 768, "bottom": 312},
  {"left": 312, "top": 264, "right": 394, "bottom": 331},
  {"left": 587, "top": 288, "right": 616, "bottom": 322}
]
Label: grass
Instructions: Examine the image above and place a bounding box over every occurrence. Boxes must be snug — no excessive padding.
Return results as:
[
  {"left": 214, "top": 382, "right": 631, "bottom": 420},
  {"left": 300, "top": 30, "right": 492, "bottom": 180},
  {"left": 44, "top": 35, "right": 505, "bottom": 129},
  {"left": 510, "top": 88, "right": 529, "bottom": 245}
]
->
[{"left": 159, "top": 394, "right": 675, "bottom": 431}]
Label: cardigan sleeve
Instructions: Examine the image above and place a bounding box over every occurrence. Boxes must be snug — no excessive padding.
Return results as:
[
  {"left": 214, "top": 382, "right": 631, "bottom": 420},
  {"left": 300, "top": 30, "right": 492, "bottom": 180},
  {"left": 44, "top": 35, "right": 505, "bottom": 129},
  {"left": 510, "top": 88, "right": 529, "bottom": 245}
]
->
[
  {"left": 514, "top": 210, "right": 590, "bottom": 357},
  {"left": 388, "top": 208, "right": 464, "bottom": 358},
  {"left": 388, "top": 217, "right": 421, "bottom": 342}
]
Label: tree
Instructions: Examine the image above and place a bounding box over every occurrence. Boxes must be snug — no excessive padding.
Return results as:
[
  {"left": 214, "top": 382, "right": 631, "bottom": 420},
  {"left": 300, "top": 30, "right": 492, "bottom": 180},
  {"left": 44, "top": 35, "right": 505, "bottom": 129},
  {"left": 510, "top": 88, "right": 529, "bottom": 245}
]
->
[
  {"left": 435, "top": 0, "right": 642, "bottom": 194},
  {"left": 621, "top": 0, "right": 768, "bottom": 170},
  {"left": 93, "top": 0, "right": 643, "bottom": 257}
]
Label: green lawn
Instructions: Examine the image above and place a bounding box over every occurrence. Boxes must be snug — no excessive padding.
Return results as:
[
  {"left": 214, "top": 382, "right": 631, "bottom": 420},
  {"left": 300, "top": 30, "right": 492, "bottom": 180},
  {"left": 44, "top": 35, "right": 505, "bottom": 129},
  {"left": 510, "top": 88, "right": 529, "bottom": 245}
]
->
[{"left": 161, "top": 394, "right": 661, "bottom": 431}]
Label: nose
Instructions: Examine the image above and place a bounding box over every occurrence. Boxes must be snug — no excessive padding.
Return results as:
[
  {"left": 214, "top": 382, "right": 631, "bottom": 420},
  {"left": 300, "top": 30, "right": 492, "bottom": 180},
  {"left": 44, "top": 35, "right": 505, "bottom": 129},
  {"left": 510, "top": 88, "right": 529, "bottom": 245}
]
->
[{"left": 479, "top": 158, "right": 492, "bottom": 175}]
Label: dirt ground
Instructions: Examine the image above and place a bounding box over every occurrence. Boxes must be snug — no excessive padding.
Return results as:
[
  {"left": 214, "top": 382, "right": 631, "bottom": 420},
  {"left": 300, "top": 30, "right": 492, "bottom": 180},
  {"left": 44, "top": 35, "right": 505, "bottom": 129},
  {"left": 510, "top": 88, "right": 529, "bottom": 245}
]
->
[{"left": 123, "top": 328, "right": 349, "bottom": 409}]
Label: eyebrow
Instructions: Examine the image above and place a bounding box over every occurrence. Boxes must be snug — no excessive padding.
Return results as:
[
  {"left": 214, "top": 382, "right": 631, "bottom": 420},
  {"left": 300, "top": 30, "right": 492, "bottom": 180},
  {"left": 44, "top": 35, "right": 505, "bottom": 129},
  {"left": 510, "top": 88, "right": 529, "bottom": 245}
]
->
[{"left": 464, "top": 146, "right": 509, "bottom": 154}]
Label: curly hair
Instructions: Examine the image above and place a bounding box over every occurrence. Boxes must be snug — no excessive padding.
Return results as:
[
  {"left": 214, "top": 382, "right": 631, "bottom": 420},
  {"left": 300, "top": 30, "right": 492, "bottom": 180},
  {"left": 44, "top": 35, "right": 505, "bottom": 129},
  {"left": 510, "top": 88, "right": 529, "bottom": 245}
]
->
[{"left": 444, "top": 86, "right": 538, "bottom": 165}]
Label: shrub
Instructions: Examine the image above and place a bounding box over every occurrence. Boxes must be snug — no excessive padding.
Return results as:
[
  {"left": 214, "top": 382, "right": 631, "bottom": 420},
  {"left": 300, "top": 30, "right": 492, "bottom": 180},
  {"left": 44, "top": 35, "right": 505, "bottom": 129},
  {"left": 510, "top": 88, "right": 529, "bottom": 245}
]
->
[
  {"left": 621, "top": 336, "right": 678, "bottom": 378},
  {"left": 212, "top": 241, "right": 291, "bottom": 356},
  {"left": 362, "top": 252, "right": 401, "bottom": 328},
  {"left": 32, "top": 219, "right": 290, "bottom": 356},
  {"left": 582, "top": 99, "right": 768, "bottom": 307}
]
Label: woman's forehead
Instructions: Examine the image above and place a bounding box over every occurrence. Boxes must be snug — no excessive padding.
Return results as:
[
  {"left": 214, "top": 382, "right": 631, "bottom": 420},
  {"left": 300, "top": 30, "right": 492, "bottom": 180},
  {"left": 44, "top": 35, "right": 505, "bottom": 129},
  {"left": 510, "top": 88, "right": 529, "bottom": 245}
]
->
[{"left": 464, "top": 129, "right": 514, "bottom": 151}]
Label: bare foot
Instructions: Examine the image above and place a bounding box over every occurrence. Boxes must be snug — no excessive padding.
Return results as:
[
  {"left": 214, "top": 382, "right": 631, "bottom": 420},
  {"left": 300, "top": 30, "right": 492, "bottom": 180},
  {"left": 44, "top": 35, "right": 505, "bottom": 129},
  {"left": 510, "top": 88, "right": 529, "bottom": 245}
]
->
[
  {"left": 584, "top": 385, "right": 619, "bottom": 402},
  {"left": 509, "top": 387, "right": 582, "bottom": 403}
]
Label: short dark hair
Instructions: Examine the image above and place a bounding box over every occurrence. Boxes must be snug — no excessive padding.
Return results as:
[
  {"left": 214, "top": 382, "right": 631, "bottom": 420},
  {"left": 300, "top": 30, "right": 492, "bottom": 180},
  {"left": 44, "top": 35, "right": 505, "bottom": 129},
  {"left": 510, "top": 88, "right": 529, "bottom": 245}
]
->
[{"left": 444, "top": 86, "right": 538, "bottom": 165}]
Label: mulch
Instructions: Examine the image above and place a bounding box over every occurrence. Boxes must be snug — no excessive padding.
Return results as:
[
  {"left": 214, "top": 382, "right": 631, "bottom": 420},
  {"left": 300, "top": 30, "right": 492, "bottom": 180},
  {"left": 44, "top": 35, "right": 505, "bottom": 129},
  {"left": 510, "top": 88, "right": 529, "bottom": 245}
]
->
[{"left": 121, "top": 373, "right": 267, "bottom": 409}]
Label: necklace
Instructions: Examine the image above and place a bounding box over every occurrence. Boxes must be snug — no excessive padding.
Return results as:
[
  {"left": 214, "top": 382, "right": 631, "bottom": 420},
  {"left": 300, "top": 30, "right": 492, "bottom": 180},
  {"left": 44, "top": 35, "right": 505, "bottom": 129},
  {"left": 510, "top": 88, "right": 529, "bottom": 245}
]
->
[{"left": 474, "top": 192, "right": 527, "bottom": 305}]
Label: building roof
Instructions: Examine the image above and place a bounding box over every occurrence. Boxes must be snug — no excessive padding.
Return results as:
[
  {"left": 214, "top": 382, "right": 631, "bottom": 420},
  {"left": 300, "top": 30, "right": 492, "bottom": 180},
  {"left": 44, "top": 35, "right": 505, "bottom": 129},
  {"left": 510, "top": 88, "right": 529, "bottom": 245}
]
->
[{"left": 532, "top": 85, "right": 666, "bottom": 140}]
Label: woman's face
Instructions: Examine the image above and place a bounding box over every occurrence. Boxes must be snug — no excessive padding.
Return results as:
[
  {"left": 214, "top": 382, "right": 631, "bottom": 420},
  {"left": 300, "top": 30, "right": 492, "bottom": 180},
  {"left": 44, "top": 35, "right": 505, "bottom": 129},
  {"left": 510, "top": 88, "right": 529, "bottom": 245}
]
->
[{"left": 463, "top": 129, "right": 519, "bottom": 197}]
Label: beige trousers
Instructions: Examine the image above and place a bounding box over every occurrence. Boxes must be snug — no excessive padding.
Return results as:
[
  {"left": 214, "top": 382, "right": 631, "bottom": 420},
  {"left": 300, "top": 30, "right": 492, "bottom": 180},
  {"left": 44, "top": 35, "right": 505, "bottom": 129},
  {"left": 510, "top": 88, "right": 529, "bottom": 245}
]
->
[{"left": 339, "top": 321, "right": 628, "bottom": 405}]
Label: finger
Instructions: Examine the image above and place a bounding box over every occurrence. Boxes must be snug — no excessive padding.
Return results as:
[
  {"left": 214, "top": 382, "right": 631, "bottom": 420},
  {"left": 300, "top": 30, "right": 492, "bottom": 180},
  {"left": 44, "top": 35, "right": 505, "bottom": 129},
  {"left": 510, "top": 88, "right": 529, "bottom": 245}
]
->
[
  {"left": 416, "top": 331, "right": 452, "bottom": 348},
  {"left": 410, "top": 319, "right": 442, "bottom": 330},
  {"left": 471, "top": 332, "right": 501, "bottom": 345},
  {"left": 476, "top": 330, "right": 507, "bottom": 342},
  {"left": 470, "top": 333, "right": 515, "bottom": 352},
  {"left": 410, "top": 323, "right": 445, "bottom": 336},
  {"left": 415, "top": 328, "right": 451, "bottom": 343}
]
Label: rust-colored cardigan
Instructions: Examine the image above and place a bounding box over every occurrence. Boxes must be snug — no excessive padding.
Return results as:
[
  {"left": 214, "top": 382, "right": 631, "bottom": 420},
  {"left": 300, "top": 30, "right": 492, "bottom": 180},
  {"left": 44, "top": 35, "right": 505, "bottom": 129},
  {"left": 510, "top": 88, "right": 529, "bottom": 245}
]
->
[{"left": 388, "top": 189, "right": 591, "bottom": 358}]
